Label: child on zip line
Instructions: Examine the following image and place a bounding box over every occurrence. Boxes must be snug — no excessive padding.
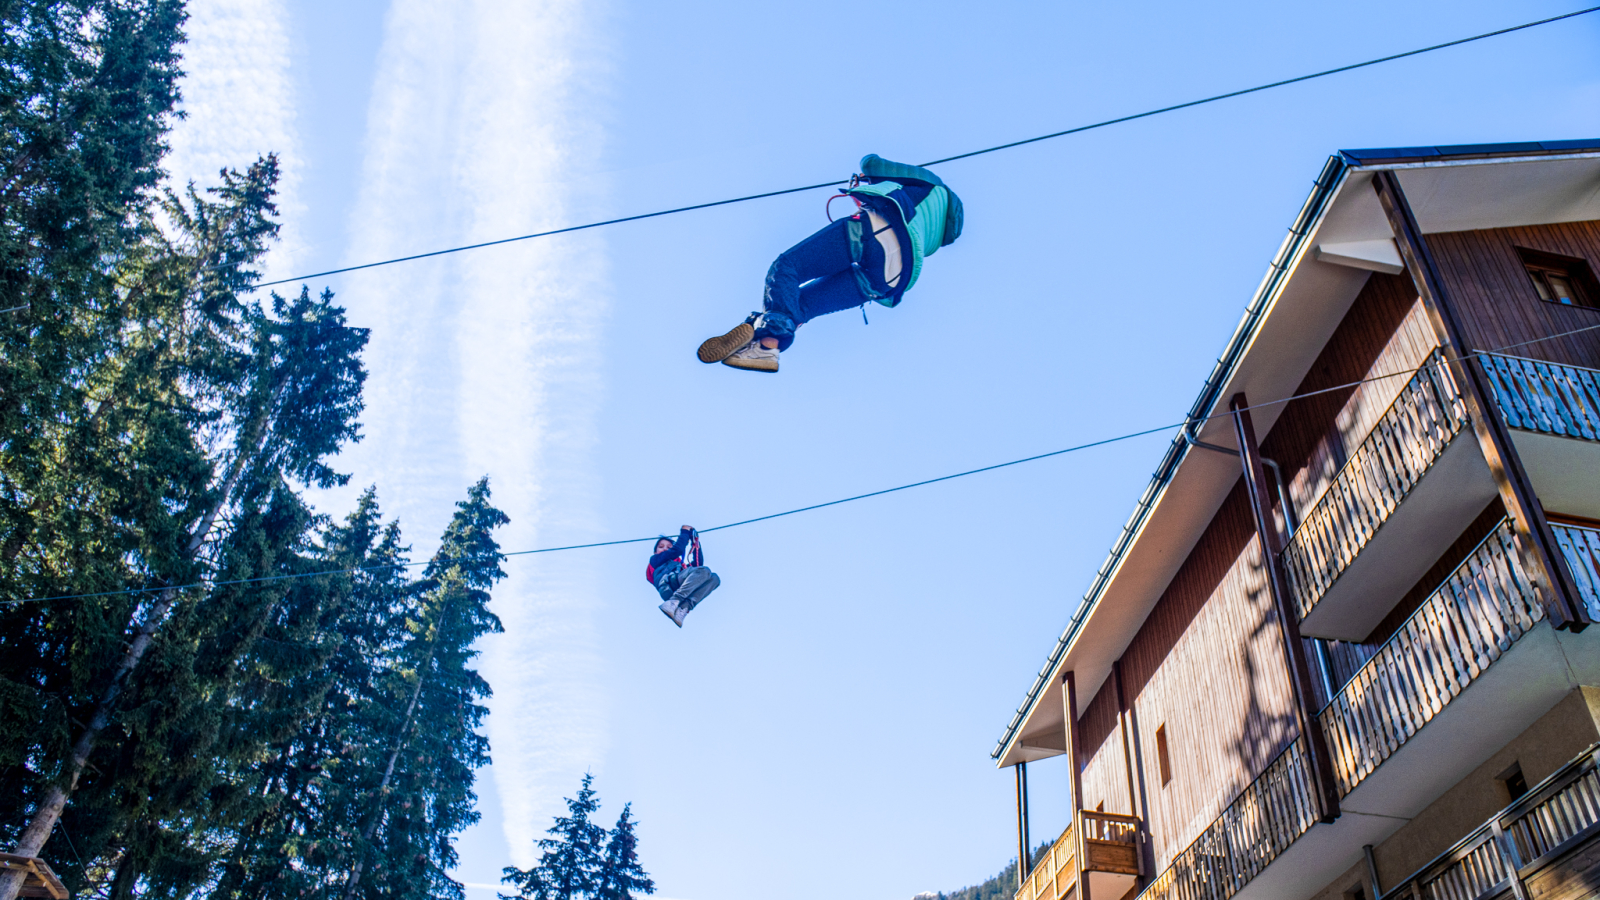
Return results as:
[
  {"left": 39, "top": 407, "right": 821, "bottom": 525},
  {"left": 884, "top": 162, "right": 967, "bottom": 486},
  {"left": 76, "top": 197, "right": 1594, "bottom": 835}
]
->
[
  {"left": 647, "top": 526, "right": 720, "bottom": 628},
  {"left": 696, "top": 154, "right": 964, "bottom": 373}
]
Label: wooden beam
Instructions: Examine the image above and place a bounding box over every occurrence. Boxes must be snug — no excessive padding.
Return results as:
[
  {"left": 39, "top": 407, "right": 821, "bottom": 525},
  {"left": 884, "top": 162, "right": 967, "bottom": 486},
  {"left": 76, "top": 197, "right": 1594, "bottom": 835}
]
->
[
  {"left": 1063, "top": 671, "right": 1090, "bottom": 900},
  {"left": 1231, "top": 394, "right": 1341, "bottom": 822},
  {"left": 1112, "top": 659, "right": 1148, "bottom": 880},
  {"left": 1373, "top": 170, "right": 1589, "bottom": 632}
]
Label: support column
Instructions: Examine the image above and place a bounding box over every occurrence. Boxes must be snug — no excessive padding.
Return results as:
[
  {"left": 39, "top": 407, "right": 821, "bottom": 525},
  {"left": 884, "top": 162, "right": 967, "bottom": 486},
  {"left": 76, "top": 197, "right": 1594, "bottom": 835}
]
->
[
  {"left": 1112, "top": 660, "right": 1148, "bottom": 879},
  {"left": 1016, "top": 761, "right": 1031, "bottom": 889},
  {"left": 1373, "top": 170, "right": 1588, "bottom": 631},
  {"left": 1062, "top": 672, "right": 1089, "bottom": 900},
  {"left": 1232, "top": 394, "right": 1341, "bottom": 822}
]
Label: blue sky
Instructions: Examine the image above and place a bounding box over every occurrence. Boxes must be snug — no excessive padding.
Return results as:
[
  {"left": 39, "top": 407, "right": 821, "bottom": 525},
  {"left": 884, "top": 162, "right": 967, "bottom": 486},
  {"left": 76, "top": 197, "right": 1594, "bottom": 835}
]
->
[{"left": 165, "top": 2, "right": 1599, "bottom": 898}]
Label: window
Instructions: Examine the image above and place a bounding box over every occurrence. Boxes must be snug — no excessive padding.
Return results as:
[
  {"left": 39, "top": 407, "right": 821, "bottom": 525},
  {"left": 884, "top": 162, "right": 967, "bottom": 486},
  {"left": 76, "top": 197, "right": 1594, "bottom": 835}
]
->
[
  {"left": 1344, "top": 887, "right": 1367, "bottom": 900},
  {"left": 1499, "top": 762, "right": 1529, "bottom": 802},
  {"left": 1518, "top": 247, "right": 1600, "bottom": 309},
  {"left": 1155, "top": 725, "right": 1172, "bottom": 787}
]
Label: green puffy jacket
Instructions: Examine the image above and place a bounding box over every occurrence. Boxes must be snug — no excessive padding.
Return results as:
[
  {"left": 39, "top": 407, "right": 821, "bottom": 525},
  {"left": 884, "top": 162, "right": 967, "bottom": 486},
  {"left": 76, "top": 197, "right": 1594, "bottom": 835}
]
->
[{"left": 844, "top": 154, "right": 964, "bottom": 306}]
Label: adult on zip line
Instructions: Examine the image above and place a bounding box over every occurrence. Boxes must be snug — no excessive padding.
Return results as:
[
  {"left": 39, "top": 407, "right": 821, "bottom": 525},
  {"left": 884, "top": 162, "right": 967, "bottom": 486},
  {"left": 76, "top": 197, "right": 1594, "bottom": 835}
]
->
[{"left": 697, "top": 154, "right": 964, "bottom": 373}]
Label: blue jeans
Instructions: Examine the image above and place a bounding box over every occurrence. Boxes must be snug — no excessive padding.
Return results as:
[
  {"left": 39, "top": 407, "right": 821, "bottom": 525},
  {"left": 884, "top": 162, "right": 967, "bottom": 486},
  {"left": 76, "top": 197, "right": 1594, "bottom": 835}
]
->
[{"left": 758, "top": 217, "right": 891, "bottom": 351}]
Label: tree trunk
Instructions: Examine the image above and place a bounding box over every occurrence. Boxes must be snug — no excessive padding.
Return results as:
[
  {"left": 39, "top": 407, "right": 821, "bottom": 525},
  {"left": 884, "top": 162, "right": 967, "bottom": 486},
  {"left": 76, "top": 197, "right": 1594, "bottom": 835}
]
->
[
  {"left": 0, "top": 378, "right": 281, "bottom": 900},
  {"left": 341, "top": 606, "right": 448, "bottom": 900}
]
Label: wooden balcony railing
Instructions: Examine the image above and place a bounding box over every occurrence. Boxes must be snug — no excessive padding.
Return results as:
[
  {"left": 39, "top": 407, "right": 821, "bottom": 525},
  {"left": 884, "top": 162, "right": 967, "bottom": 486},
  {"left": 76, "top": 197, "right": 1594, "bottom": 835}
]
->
[
  {"left": 1317, "top": 519, "right": 1544, "bottom": 797},
  {"left": 1552, "top": 522, "right": 1600, "bottom": 621},
  {"left": 1381, "top": 742, "right": 1600, "bottom": 900},
  {"left": 1135, "top": 738, "right": 1319, "bottom": 900},
  {"left": 1015, "top": 811, "right": 1143, "bottom": 900},
  {"left": 1016, "top": 819, "right": 1076, "bottom": 900},
  {"left": 1281, "top": 349, "right": 1468, "bottom": 622},
  {"left": 1080, "top": 810, "right": 1141, "bottom": 877},
  {"left": 1481, "top": 353, "right": 1600, "bottom": 440}
]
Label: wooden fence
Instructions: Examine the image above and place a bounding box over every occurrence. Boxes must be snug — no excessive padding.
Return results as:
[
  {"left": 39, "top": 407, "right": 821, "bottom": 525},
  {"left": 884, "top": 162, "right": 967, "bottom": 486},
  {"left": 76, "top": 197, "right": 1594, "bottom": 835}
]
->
[
  {"left": 1382, "top": 743, "right": 1600, "bottom": 900},
  {"left": 1016, "top": 820, "right": 1076, "bottom": 900},
  {"left": 1135, "top": 738, "right": 1318, "bottom": 900},
  {"left": 1552, "top": 522, "right": 1600, "bottom": 622},
  {"left": 1317, "top": 519, "right": 1543, "bottom": 797},
  {"left": 1481, "top": 353, "right": 1600, "bottom": 440},
  {"left": 1281, "top": 350, "right": 1468, "bottom": 622}
]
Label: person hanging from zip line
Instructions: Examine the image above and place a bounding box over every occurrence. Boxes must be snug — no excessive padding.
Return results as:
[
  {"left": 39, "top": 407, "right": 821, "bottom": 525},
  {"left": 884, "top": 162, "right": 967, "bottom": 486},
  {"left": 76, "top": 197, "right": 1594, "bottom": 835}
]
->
[
  {"left": 647, "top": 525, "right": 720, "bottom": 627},
  {"left": 697, "top": 154, "right": 964, "bottom": 373}
]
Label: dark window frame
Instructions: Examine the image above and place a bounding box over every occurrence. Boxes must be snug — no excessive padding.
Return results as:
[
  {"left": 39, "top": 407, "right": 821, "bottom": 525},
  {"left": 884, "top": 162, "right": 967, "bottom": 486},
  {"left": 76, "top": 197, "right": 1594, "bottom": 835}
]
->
[
  {"left": 1516, "top": 247, "right": 1600, "bottom": 310},
  {"left": 1498, "top": 762, "right": 1529, "bottom": 802}
]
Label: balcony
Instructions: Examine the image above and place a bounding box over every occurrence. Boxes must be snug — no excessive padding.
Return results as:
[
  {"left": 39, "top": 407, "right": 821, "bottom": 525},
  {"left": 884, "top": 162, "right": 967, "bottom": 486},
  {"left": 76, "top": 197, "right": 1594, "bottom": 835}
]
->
[
  {"left": 1136, "top": 738, "right": 1319, "bottom": 900},
  {"left": 1482, "top": 354, "right": 1600, "bottom": 520},
  {"left": 1552, "top": 522, "right": 1600, "bottom": 620},
  {"left": 1317, "top": 519, "right": 1543, "bottom": 797},
  {"left": 1281, "top": 350, "right": 1494, "bottom": 641},
  {"left": 1380, "top": 742, "right": 1600, "bottom": 900},
  {"left": 1015, "top": 811, "right": 1142, "bottom": 900},
  {"left": 1133, "top": 518, "right": 1582, "bottom": 900}
]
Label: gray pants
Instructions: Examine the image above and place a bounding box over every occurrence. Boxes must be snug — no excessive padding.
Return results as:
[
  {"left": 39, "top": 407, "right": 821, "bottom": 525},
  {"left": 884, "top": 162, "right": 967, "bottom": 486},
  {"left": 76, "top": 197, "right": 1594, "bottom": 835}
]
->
[{"left": 671, "top": 566, "right": 720, "bottom": 610}]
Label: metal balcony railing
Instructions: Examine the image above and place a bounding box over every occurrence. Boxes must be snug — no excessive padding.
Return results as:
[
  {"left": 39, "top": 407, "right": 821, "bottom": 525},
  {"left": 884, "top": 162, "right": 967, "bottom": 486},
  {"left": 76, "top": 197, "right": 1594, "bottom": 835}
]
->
[
  {"left": 1552, "top": 522, "right": 1600, "bottom": 621},
  {"left": 1281, "top": 350, "right": 1468, "bottom": 622},
  {"left": 1316, "top": 519, "right": 1544, "bottom": 797},
  {"left": 1481, "top": 353, "right": 1600, "bottom": 440},
  {"left": 1381, "top": 743, "right": 1600, "bottom": 900},
  {"left": 1015, "top": 811, "right": 1144, "bottom": 900},
  {"left": 1134, "top": 738, "right": 1319, "bottom": 900}
]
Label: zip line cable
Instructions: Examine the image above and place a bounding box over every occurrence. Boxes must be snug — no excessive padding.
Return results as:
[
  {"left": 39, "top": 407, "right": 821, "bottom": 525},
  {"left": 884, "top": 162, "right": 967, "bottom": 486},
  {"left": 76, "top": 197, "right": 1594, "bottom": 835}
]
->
[
  {"left": 247, "top": 5, "right": 1600, "bottom": 291},
  {"left": 11, "top": 320, "right": 1600, "bottom": 608}
]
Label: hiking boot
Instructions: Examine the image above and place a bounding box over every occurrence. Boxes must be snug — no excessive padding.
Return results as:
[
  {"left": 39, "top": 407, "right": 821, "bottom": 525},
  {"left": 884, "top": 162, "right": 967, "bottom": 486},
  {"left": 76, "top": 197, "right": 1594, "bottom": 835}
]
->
[
  {"left": 697, "top": 317, "right": 756, "bottom": 363},
  {"left": 658, "top": 600, "right": 683, "bottom": 627},
  {"left": 722, "top": 339, "right": 778, "bottom": 373}
]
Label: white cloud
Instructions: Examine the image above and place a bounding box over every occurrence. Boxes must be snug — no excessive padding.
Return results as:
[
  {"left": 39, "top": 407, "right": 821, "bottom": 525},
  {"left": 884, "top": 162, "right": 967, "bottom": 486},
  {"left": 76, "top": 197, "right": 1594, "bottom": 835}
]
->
[
  {"left": 164, "top": 0, "right": 303, "bottom": 281},
  {"left": 339, "top": 0, "right": 611, "bottom": 872}
]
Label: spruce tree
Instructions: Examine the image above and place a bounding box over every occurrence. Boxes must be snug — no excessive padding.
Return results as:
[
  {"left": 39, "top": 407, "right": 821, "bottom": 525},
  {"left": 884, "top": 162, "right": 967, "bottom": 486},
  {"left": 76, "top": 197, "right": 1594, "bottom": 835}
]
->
[
  {"left": 208, "top": 490, "right": 414, "bottom": 900},
  {"left": 338, "top": 478, "right": 507, "bottom": 900},
  {"left": 501, "top": 774, "right": 608, "bottom": 900},
  {"left": 595, "top": 805, "right": 655, "bottom": 900},
  {"left": 1, "top": 154, "right": 368, "bottom": 900}
]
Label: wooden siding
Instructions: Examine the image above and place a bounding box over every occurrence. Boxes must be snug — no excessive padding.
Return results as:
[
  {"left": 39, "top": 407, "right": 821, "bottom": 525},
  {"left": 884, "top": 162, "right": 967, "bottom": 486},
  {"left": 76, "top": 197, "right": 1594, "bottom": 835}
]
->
[
  {"left": 1077, "top": 277, "right": 1450, "bottom": 871},
  {"left": 1079, "top": 676, "right": 1133, "bottom": 816},
  {"left": 1428, "top": 221, "right": 1600, "bottom": 371},
  {"left": 1258, "top": 272, "right": 1439, "bottom": 535},
  {"left": 1109, "top": 483, "right": 1300, "bottom": 871}
]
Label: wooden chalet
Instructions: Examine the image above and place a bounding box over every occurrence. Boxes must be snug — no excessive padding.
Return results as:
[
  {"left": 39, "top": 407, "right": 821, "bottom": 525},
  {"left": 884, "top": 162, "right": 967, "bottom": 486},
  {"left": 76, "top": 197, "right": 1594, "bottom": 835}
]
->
[{"left": 993, "top": 140, "right": 1600, "bottom": 900}]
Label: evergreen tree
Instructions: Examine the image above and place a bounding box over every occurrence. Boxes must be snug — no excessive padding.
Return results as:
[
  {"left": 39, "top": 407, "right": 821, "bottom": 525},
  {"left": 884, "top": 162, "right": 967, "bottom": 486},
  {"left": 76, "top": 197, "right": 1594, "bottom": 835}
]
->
[
  {"left": 0, "top": 0, "right": 188, "bottom": 856},
  {"left": 338, "top": 478, "right": 507, "bottom": 900},
  {"left": 501, "top": 774, "right": 608, "bottom": 900},
  {"left": 1, "top": 153, "right": 368, "bottom": 899},
  {"left": 595, "top": 805, "right": 654, "bottom": 900}
]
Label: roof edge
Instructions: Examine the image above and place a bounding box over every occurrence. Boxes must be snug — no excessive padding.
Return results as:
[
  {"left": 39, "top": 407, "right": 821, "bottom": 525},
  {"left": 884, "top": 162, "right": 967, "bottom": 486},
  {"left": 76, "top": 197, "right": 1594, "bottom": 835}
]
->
[
  {"left": 1337, "top": 139, "right": 1600, "bottom": 167},
  {"left": 991, "top": 153, "right": 1350, "bottom": 763}
]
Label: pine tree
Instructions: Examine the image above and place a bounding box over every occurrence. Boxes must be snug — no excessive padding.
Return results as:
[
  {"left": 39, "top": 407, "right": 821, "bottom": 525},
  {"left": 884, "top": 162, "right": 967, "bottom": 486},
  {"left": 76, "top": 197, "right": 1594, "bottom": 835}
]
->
[
  {"left": 0, "top": 0, "right": 188, "bottom": 860},
  {"left": 595, "top": 805, "right": 655, "bottom": 900},
  {"left": 338, "top": 478, "right": 507, "bottom": 900},
  {"left": 208, "top": 489, "right": 415, "bottom": 900},
  {"left": 501, "top": 774, "right": 609, "bottom": 900},
  {"left": 0, "top": 154, "right": 368, "bottom": 900}
]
